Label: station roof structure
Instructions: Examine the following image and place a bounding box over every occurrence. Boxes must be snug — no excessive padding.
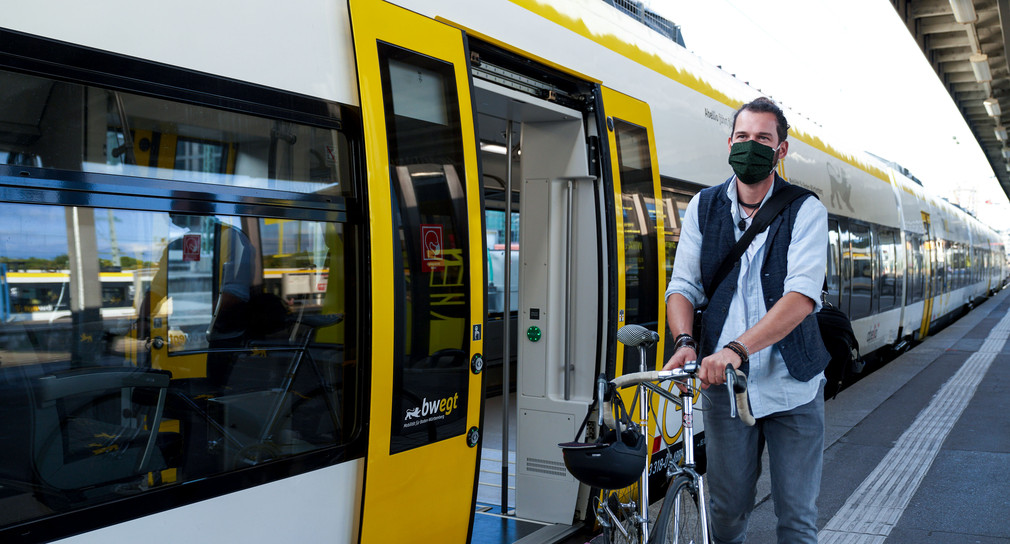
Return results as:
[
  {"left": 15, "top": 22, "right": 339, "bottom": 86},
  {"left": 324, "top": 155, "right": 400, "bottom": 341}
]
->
[{"left": 891, "top": 0, "right": 1010, "bottom": 198}]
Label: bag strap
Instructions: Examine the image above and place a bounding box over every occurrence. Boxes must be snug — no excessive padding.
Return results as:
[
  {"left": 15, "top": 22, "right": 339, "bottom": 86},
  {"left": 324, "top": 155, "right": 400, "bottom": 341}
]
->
[{"left": 705, "top": 185, "right": 814, "bottom": 300}]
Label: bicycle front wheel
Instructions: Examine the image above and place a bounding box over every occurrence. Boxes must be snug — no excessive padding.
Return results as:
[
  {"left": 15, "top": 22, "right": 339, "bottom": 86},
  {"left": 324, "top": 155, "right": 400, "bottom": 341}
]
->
[{"left": 655, "top": 476, "right": 706, "bottom": 544}]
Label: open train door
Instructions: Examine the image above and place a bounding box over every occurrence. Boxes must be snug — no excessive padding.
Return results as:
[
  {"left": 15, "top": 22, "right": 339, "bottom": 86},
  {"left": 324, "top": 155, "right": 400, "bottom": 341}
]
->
[
  {"left": 599, "top": 86, "right": 670, "bottom": 502},
  {"left": 600, "top": 87, "right": 665, "bottom": 378},
  {"left": 348, "top": 1, "right": 485, "bottom": 541}
]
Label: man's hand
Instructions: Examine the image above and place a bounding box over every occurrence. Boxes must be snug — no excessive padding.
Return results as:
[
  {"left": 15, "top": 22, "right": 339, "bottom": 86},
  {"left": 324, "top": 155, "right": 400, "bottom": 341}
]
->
[
  {"left": 663, "top": 345, "right": 697, "bottom": 392},
  {"left": 697, "top": 347, "right": 743, "bottom": 388},
  {"left": 663, "top": 345, "right": 696, "bottom": 371}
]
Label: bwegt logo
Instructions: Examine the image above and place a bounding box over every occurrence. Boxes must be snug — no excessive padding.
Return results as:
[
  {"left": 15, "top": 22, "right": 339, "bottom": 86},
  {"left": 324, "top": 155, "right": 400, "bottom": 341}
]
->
[{"left": 404, "top": 393, "right": 460, "bottom": 421}]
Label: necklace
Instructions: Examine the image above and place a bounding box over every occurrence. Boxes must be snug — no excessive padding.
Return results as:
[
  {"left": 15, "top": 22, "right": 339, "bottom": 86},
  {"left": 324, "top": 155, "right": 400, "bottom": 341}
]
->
[{"left": 738, "top": 201, "right": 759, "bottom": 231}]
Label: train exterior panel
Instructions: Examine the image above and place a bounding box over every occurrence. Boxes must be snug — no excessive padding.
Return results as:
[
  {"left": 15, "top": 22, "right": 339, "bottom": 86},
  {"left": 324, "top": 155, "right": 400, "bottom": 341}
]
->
[
  {"left": 2, "top": 1, "right": 360, "bottom": 107},
  {"left": 0, "top": 1, "right": 1004, "bottom": 543}
]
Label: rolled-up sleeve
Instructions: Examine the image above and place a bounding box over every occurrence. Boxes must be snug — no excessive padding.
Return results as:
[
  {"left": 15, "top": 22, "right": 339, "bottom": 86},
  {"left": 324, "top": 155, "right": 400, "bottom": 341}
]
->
[
  {"left": 783, "top": 197, "right": 828, "bottom": 311},
  {"left": 665, "top": 194, "right": 707, "bottom": 308}
]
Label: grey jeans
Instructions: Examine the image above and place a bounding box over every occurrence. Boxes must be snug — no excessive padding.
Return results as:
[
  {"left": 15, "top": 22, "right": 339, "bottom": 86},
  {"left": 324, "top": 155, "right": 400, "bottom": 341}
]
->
[{"left": 703, "top": 383, "right": 824, "bottom": 543}]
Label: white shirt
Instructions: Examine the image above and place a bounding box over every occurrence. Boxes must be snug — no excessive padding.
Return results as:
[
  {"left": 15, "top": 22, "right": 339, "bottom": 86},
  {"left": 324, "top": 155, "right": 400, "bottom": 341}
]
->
[{"left": 665, "top": 181, "right": 828, "bottom": 417}]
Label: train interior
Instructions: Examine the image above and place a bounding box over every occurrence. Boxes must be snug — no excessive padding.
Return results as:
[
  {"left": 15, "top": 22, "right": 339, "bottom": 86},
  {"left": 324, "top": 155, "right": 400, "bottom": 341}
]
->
[{"left": 473, "top": 75, "right": 605, "bottom": 538}]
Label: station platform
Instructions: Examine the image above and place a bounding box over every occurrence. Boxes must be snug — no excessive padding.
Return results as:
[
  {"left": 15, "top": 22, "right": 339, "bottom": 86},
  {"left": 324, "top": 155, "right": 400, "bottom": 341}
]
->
[{"left": 748, "top": 287, "right": 1010, "bottom": 543}]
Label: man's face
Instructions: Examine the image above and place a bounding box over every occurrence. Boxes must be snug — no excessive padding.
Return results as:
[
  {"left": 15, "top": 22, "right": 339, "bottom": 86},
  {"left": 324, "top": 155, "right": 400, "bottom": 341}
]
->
[{"left": 728, "top": 110, "right": 787, "bottom": 161}]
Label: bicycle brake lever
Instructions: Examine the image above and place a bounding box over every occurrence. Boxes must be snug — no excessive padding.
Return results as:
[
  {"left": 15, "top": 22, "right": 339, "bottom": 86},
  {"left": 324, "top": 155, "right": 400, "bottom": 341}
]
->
[
  {"left": 725, "top": 366, "right": 738, "bottom": 419},
  {"left": 725, "top": 367, "right": 755, "bottom": 427}
]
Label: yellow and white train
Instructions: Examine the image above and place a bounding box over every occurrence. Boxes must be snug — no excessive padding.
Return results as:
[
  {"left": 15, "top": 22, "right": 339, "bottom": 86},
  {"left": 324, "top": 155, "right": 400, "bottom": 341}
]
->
[{"left": 0, "top": 1, "right": 1003, "bottom": 542}]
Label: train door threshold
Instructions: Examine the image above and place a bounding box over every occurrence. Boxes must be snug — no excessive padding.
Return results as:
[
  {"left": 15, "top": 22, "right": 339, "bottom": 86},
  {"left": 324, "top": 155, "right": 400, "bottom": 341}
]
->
[{"left": 472, "top": 508, "right": 583, "bottom": 544}]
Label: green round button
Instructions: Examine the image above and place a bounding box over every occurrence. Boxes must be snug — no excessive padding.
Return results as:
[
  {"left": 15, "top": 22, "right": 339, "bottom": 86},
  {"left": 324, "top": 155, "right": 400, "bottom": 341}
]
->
[{"left": 527, "top": 326, "right": 542, "bottom": 342}]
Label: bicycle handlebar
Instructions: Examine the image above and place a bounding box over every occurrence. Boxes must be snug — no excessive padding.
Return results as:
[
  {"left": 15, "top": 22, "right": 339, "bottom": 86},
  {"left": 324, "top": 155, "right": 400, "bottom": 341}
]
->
[
  {"left": 609, "top": 363, "right": 697, "bottom": 389},
  {"left": 603, "top": 362, "right": 755, "bottom": 428}
]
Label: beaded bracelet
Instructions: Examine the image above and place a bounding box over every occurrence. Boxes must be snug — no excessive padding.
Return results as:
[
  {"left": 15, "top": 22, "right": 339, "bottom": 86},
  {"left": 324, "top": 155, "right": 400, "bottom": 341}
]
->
[
  {"left": 727, "top": 340, "right": 749, "bottom": 358},
  {"left": 723, "top": 340, "right": 749, "bottom": 366}
]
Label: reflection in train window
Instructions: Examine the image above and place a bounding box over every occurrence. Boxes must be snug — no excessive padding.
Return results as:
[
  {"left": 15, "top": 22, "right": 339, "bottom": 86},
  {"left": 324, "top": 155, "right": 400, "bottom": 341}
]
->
[
  {"left": 0, "top": 202, "right": 361, "bottom": 527},
  {"left": 660, "top": 182, "right": 692, "bottom": 284},
  {"left": 826, "top": 218, "right": 842, "bottom": 310},
  {"left": 906, "top": 234, "right": 925, "bottom": 304},
  {"left": 935, "top": 239, "right": 947, "bottom": 294},
  {"left": 0, "top": 69, "right": 353, "bottom": 196},
  {"left": 660, "top": 180, "right": 697, "bottom": 363},
  {"left": 878, "top": 227, "right": 899, "bottom": 312},
  {"left": 614, "top": 119, "right": 658, "bottom": 375},
  {"left": 485, "top": 209, "right": 519, "bottom": 317},
  {"left": 849, "top": 223, "right": 872, "bottom": 319}
]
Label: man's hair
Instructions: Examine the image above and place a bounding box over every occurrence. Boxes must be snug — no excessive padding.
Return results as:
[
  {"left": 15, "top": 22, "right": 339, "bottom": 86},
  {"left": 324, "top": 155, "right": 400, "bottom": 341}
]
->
[{"left": 731, "top": 97, "right": 789, "bottom": 143}]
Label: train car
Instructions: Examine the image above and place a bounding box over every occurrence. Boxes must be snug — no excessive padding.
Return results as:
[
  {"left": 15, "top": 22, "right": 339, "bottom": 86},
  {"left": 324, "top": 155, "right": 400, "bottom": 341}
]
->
[
  {"left": 3, "top": 270, "right": 138, "bottom": 322},
  {"left": 0, "top": 1, "right": 1003, "bottom": 543}
]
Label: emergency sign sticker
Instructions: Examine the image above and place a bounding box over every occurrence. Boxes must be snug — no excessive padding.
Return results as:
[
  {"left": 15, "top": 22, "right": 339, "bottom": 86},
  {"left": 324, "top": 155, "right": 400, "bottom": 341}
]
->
[
  {"left": 183, "top": 234, "right": 201, "bottom": 262},
  {"left": 421, "top": 224, "right": 443, "bottom": 272}
]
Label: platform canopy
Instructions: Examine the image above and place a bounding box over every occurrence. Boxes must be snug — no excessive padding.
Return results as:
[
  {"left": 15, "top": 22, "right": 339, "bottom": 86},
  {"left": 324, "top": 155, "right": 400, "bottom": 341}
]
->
[{"left": 892, "top": 0, "right": 1010, "bottom": 198}]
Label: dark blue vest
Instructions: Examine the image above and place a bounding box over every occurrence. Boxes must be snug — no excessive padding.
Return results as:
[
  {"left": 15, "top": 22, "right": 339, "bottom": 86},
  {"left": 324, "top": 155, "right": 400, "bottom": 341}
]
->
[{"left": 696, "top": 175, "right": 829, "bottom": 382}]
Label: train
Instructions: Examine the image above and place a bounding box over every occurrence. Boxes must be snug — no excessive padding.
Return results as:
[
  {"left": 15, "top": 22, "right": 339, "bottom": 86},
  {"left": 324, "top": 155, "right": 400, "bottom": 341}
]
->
[{"left": 0, "top": 0, "right": 1004, "bottom": 543}]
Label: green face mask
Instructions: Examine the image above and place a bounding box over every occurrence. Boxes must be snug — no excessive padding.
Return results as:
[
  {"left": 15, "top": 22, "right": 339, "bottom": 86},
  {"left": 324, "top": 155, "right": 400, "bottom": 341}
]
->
[{"left": 728, "top": 140, "right": 779, "bottom": 185}]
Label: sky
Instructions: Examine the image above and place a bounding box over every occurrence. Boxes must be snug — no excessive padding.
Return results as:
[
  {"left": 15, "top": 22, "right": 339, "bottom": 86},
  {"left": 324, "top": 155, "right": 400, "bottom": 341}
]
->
[{"left": 645, "top": 0, "right": 1010, "bottom": 230}]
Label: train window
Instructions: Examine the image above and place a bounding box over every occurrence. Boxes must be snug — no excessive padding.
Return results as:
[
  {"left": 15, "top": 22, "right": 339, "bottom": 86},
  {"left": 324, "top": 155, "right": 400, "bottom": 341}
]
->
[
  {"left": 959, "top": 243, "right": 968, "bottom": 288},
  {"left": 849, "top": 223, "right": 872, "bottom": 319},
  {"left": 839, "top": 220, "right": 852, "bottom": 316},
  {"left": 954, "top": 241, "right": 961, "bottom": 289},
  {"left": 660, "top": 182, "right": 693, "bottom": 284},
  {"left": 878, "top": 228, "right": 898, "bottom": 312},
  {"left": 935, "top": 239, "right": 947, "bottom": 293},
  {"left": 0, "top": 69, "right": 353, "bottom": 196},
  {"left": 906, "top": 234, "right": 924, "bottom": 304},
  {"left": 0, "top": 202, "right": 361, "bottom": 527},
  {"left": 949, "top": 242, "right": 958, "bottom": 290},
  {"left": 378, "top": 44, "right": 471, "bottom": 454},
  {"left": 660, "top": 180, "right": 696, "bottom": 363},
  {"left": 485, "top": 209, "right": 519, "bottom": 317},
  {"left": 826, "top": 218, "right": 842, "bottom": 309},
  {"left": 614, "top": 119, "right": 659, "bottom": 374}
]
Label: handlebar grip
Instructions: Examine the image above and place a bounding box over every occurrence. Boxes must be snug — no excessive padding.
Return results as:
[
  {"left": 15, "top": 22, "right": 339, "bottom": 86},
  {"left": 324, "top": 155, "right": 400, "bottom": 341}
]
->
[
  {"left": 725, "top": 366, "right": 755, "bottom": 427},
  {"left": 612, "top": 370, "right": 666, "bottom": 389}
]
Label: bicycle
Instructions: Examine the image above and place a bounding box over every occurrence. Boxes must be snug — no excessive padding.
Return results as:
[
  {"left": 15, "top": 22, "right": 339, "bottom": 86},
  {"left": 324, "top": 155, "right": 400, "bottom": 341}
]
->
[{"left": 561, "top": 324, "right": 754, "bottom": 544}]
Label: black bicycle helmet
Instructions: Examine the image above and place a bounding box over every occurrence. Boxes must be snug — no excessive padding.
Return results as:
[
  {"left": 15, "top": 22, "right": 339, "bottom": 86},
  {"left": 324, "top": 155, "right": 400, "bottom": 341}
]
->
[
  {"left": 559, "top": 425, "right": 648, "bottom": 489},
  {"left": 559, "top": 381, "right": 648, "bottom": 489}
]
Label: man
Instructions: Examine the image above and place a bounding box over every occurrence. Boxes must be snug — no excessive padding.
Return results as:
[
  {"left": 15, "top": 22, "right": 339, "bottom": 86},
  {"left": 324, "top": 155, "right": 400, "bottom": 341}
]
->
[{"left": 663, "top": 97, "right": 829, "bottom": 543}]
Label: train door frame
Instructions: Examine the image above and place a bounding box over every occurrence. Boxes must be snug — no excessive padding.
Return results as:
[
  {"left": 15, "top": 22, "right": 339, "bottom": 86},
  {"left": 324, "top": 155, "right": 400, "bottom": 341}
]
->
[
  {"left": 478, "top": 83, "right": 603, "bottom": 526},
  {"left": 458, "top": 37, "right": 608, "bottom": 529},
  {"left": 347, "top": 1, "right": 485, "bottom": 541}
]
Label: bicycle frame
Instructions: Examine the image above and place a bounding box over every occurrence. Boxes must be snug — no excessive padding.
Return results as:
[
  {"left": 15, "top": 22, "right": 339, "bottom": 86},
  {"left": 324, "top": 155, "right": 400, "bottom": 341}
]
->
[
  {"left": 649, "top": 377, "right": 711, "bottom": 544},
  {"left": 608, "top": 343, "right": 711, "bottom": 544},
  {"left": 587, "top": 324, "right": 750, "bottom": 543}
]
